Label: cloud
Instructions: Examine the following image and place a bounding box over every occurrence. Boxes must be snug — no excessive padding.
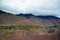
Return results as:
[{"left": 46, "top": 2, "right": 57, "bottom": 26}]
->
[{"left": 0, "top": 0, "right": 60, "bottom": 17}]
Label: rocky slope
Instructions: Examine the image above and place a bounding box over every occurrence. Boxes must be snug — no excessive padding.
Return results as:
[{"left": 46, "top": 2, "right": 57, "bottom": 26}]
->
[
  {"left": 0, "top": 10, "right": 60, "bottom": 40},
  {"left": 0, "top": 10, "right": 60, "bottom": 27}
]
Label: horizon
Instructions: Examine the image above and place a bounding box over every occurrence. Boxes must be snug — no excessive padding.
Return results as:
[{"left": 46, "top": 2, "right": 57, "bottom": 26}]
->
[{"left": 0, "top": 10, "right": 60, "bottom": 18}]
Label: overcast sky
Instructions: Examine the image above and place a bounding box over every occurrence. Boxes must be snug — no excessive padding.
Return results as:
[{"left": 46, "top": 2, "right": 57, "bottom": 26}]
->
[{"left": 0, "top": 0, "right": 60, "bottom": 17}]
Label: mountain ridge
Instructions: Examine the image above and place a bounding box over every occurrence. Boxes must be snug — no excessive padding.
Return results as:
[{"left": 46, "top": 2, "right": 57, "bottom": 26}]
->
[
  {"left": 0, "top": 10, "right": 60, "bottom": 27},
  {"left": 0, "top": 10, "right": 60, "bottom": 19}
]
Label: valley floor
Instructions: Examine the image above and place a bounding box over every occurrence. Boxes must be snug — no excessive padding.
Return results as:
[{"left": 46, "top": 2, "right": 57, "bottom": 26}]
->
[{"left": 0, "top": 26, "right": 60, "bottom": 40}]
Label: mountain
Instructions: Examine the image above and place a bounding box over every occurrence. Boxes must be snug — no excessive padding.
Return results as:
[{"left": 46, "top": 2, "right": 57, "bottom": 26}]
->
[
  {"left": 16, "top": 13, "right": 35, "bottom": 18},
  {"left": 0, "top": 10, "right": 60, "bottom": 40},
  {"left": 0, "top": 10, "right": 60, "bottom": 27},
  {"left": 37, "top": 15, "right": 59, "bottom": 19}
]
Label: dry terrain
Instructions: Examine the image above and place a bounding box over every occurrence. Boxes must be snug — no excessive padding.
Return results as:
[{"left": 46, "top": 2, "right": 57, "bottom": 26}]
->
[{"left": 0, "top": 10, "right": 60, "bottom": 40}]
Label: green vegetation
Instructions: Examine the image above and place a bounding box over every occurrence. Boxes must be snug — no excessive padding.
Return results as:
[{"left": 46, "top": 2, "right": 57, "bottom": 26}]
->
[
  {"left": 0, "top": 25, "right": 57, "bottom": 33},
  {"left": 48, "top": 28, "right": 55, "bottom": 33},
  {"left": 0, "top": 26, "right": 40, "bottom": 40},
  {"left": 48, "top": 26, "right": 56, "bottom": 33},
  {"left": 0, "top": 26, "right": 39, "bottom": 31}
]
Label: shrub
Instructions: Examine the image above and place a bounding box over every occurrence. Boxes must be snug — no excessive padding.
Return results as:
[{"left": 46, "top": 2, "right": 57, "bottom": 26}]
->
[
  {"left": 48, "top": 28, "right": 55, "bottom": 33},
  {"left": 0, "top": 26, "right": 39, "bottom": 31}
]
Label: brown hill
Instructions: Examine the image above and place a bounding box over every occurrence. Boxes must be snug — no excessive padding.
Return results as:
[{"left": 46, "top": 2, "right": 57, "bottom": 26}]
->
[
  {"left": 0, "top": 10, "right": 60, "bottom": 27},
  {"left": 0, "top": 10, "right": 60, "bottom": 40}
]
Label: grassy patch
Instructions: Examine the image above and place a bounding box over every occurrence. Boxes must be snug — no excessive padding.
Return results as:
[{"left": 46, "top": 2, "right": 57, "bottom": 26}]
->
[
  {"left": 48, "top": 28, "right": 55, "bottom": 33},
  {"left": 0, "top": 26, "right": 39, "bottom": 31},
  {"left": 48, "top": 26, "right": 56, "bottom": 33}
]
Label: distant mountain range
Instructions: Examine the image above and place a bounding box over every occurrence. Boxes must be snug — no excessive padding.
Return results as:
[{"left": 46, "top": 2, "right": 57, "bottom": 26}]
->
[{"left": 0, "top": 10, "right": 60, "bottom": 27}]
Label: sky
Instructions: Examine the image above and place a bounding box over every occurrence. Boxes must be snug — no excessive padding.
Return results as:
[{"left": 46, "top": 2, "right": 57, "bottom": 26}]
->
[{"left": 0, "top": 0, "right": 60, "bottom": 17}]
